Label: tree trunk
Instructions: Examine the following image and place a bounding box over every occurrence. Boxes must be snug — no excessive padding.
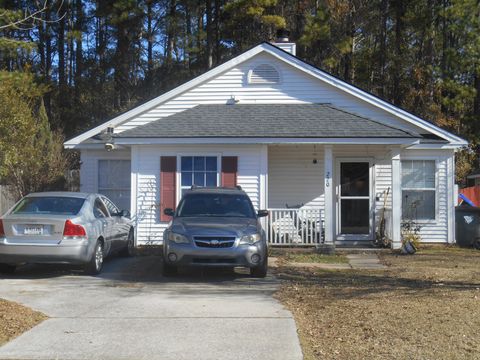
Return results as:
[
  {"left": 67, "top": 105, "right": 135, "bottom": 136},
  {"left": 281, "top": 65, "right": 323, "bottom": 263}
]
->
[
  {"left": 75, "top": 0, "right": 83, "bottom": 99},
  {"left": 392, "top": 0, "right": 405, "bottom": 106},
  {"left": 343, "top": 2, "right": 355, "bottom": 82},
  {"left": 214, "top": 0, "right": 220, "bottom": 64},
  {"left": 58, "top": 13, "right": 66, "bottom": 87},
  {"left": 146, "top": 0, "right": 154, "bottom": 77},
  {"left": 165, "top": 0, "right": 176, "bottom": 66},
  {"left": 185, "top": 3, "right": 191, "bottom": 69},
  {"left": 206, "top": 0, "right": 213, "bottom": 68},
  {"left": 378, "top": 0, "right": 388, "bottom": 98}
]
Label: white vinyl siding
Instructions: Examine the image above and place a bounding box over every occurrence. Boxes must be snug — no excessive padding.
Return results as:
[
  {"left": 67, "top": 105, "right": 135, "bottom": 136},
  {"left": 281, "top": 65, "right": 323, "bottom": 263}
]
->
[{"left": 115, "top": 53, "right": 424, "bottom": 136}]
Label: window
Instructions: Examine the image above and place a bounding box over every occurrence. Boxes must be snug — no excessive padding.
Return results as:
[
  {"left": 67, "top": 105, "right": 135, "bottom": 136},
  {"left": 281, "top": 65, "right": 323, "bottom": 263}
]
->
[
  {"left": 93, "top": 198, "right": 109, "bottom": 218},
  {"left": 98, "top": 160, "right": 131, "bottom": 211},
  {"left": 102, "top": 196, "right": 120, "bottom": 215},
  {"left": 401, "top": 160, "right": 436, "bottom": 221},
  {"left": 180, "top": 156, "right": 218, "bottom": 195},
  {"left": 176, "top": 193, "right": 255, "bottom": 218},
  {"left": 12, "top": 197, "right": 85, "bottom": 216}
]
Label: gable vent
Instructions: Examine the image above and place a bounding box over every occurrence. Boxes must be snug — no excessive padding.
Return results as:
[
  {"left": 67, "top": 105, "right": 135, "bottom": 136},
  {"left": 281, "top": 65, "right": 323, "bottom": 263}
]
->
[{"left": 248, "top": 64, "right": 280, "bottom": 84}]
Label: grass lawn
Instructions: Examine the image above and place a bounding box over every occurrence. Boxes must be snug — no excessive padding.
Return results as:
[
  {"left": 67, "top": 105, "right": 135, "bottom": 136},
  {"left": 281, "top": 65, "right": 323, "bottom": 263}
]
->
[
  {"left": 0, "top": 299, "right": 47, "bottom": 346},
  {"left": 279, "top": 252, "right": 349, "bottom": 264},
  {"left": 275, "top": 246, "right": 480, "bottom": 360}
]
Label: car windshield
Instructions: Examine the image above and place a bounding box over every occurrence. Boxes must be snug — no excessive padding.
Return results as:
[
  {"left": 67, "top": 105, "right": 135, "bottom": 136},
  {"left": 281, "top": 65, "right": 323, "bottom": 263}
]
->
[
  {"left": 11, "top": 196, "right": 86, "bottom": 216},
  {"left": 176, "top": 193, "right": 256, "bottom": 218}
]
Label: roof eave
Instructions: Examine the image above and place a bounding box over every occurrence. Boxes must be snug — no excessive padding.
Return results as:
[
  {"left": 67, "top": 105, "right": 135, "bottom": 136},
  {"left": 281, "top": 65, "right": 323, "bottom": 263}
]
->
[{"left": 113, "top": 137, "right": 421, "bottom": 146}]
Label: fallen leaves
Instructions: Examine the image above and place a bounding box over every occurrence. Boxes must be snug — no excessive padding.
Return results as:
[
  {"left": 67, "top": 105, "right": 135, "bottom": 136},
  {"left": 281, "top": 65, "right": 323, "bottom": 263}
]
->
[{"left": 0, "top": 299, "right": 47, "bottom": 346}]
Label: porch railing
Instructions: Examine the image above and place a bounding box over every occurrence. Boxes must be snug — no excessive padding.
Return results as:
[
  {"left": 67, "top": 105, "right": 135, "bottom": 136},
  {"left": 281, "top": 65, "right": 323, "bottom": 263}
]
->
[{"left": 267, "top": 208, "right": 324, "bottom": 246}]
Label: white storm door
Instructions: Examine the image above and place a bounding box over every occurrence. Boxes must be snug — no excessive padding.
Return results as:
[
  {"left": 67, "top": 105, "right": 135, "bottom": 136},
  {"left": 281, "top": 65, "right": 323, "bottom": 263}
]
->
[{"left": 336, "top": 160, "right": 374, "bottom": 241}]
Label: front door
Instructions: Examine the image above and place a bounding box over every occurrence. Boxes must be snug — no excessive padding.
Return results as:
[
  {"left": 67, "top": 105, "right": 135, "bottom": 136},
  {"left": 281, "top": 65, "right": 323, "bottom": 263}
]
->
[{"left": 336, "top": 160, "right": 373, "bottom": 241}]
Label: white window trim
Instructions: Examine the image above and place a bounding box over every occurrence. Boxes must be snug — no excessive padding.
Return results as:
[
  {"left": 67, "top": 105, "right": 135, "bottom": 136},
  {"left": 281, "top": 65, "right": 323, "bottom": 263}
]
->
[
  {"left": 400, "top": 158, "right": 439, "bottom": 224},
  {"left": 175, "top": 153, "right": 222, "bottom": 204}
]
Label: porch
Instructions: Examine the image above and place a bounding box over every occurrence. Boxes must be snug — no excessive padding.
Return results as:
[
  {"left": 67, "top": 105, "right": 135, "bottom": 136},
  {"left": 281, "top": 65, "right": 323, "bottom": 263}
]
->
[{"left": 265, "top": 144, "right": 399, "bottom": 248}]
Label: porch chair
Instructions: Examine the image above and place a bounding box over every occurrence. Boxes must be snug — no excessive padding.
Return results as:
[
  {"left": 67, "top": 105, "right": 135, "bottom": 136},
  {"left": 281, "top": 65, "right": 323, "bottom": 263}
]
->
[{"left": 282, "top": 203, "right": 323, "bottom": 244}]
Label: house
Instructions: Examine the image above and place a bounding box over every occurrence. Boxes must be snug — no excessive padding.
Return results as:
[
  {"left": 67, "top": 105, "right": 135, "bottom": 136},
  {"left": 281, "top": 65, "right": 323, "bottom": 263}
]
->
[{"left": 64, "top": 38, "right": 467, "bottom": 249}]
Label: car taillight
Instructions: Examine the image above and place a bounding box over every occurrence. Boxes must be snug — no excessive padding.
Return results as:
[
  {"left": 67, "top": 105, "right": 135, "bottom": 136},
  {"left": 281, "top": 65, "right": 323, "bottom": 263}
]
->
[
  {"left": 0, "top": 219, "right": 4, "bottom": 237},
  {"left": 63, "top": 220, "right": 86, "bottom": 237}
]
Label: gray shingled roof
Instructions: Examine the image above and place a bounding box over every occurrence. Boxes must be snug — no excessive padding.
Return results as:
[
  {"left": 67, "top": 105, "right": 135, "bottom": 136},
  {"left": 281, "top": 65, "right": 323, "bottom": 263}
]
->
[{"left": 114, "top": 104, "right": 420, "bottom": 139}]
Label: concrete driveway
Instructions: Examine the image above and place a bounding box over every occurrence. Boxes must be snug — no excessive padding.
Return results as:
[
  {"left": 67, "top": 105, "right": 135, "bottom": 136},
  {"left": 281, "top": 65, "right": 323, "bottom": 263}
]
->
[{"left": 0, "top": 256, "right": 303, "bottom": 360}]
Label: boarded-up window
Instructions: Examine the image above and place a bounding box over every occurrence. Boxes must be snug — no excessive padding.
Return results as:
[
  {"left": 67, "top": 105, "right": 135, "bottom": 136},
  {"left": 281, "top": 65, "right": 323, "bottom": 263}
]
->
[{"left": 98, "top": 160, "right": 131, "bottom": 211}]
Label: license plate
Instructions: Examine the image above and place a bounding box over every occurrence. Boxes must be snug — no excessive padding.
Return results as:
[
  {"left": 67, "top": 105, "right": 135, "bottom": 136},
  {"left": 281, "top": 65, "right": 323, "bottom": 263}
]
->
[{"left": 24, "top": 226, "right": 43, "bottom": 235}]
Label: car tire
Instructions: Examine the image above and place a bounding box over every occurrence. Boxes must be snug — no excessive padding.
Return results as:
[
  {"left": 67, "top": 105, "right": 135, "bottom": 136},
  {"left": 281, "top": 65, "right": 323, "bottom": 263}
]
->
[
  {"left": 84, "top": 241, "right": 104, "bottom": 275},
  {"left": 250, "top": 256, "right": 268, "bottom": 278},
  {"left": 120, "top": 229, "right": 135, "bottom": 257},
  {"left": 474, "top": 238, "right": 480, "bottom": 250},
  {"left": 162, "top": 261, "right": 177, "bottom": 276},
  {"left": 0, "top": 263, "right": 16, "bottom": 274}
]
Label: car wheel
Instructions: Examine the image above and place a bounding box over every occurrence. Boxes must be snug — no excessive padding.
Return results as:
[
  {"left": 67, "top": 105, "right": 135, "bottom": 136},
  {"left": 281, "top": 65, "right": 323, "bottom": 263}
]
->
[
  {"left": 84, "top": 241, "right": 104, "bottom": 275},
  {"left": 162, "top": 261, "right": 177, "bottom": 276},
  {"left": 120, "top": 229, "right": 135, "bottom": 257},
  {"left": 0, "top": 263, "right": 16, "bottom": 274},
  {"left": 474, "top": 238, "right": 480, "bottom": 250},
  {"left": 250, "top": 256, "right": 268, "bottom": 278}
]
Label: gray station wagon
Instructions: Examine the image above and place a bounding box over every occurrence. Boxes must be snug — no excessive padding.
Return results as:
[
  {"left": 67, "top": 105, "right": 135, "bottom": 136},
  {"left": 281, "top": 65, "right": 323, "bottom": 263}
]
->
[
  {"left": 0, "top": 192, "right": 134, "bottom": 274},
  {"left": 162, "top": 187, "right": 269, "bottom": 277}
]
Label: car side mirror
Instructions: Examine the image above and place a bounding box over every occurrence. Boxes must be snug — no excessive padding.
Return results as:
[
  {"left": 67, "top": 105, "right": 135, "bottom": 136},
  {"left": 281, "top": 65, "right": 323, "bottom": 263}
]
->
[
  {"left": 119, "top": 210, "right": 131, "bottom": 218},
  {"left": 163, "top": 208, "right": 175, "bottom": 217},
  {"left": 257, "top": 210, "right": 269, "bottom": 218}
]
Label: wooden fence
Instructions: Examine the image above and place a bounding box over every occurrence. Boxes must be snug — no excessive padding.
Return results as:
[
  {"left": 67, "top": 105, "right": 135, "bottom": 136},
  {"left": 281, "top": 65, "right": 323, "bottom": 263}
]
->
[
  {"left": 0, "top": 185, "right": 15, "bottom": 216},
  {"left": 459, "top": 186, "right": 480, "bottom": 207}
]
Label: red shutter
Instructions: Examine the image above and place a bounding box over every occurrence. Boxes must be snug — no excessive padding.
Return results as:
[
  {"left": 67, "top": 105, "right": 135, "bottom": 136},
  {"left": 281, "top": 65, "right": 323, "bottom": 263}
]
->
[
  {"left": 160, "top": 156, "right": 176, "bottom": 221},
  {"left": 221, "top": 156, "right": 238, "bottom": 188}
]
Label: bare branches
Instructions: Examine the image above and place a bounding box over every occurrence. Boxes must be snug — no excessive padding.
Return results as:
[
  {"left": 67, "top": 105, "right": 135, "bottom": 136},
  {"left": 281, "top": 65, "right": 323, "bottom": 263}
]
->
[{"left": 0, "top": 0, "right": 66, "bottom": 31}]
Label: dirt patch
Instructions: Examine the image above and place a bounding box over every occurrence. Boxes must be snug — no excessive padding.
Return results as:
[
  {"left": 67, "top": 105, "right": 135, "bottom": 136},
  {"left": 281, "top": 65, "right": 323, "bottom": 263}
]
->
[
  {"left": 0, "top": 299, "right": 47, "bottom": 346},
  {"left": 275, "top": 246, "right": 480, "bottom": 360}
]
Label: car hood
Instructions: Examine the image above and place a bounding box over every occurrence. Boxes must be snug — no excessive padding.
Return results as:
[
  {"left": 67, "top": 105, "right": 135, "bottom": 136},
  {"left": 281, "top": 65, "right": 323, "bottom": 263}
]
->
[{"left": 171, "top": 217, "right": 259, "bottom": 238}]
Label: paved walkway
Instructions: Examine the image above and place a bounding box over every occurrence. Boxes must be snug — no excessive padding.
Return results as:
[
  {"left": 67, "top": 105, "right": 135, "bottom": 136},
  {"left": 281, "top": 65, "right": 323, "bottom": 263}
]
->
[
  {"left": 346, "top": 253, "right": 386, "bottom": 270},
  {"left": 0, "top": 257, "right": 303, "bottom": 360},
  {"left": 272, "top": 253, "right": 386, "bottom": 271}
]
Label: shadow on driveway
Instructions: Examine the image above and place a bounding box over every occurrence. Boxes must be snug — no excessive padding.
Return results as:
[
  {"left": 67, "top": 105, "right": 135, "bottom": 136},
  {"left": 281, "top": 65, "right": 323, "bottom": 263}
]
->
[{"left": 0, "top": 255, "right": 277, "bottom": 290}]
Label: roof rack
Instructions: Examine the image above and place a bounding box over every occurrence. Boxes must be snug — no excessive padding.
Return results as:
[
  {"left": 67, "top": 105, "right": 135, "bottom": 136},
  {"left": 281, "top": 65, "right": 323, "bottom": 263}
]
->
[{"left": 189, "top": 185, "right": 243, "bottom": 191}]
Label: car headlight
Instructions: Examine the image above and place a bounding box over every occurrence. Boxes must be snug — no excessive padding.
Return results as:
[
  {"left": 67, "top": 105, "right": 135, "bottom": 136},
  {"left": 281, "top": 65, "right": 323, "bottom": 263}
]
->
[
  {"left": 239, "top": 233, "right": 261, "bottom": 244},
  {"left": 168, "top": 232, "right": 189, "bottom": 244}
]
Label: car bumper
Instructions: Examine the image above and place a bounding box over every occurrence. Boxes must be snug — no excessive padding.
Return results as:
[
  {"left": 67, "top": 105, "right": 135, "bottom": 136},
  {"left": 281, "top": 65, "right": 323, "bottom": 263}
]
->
[
  {"left": 0, "top": 239, "right": 92, "bottom": 265},
  {"left": 163, "top": 241, "right": 267, "bottom": 268}
]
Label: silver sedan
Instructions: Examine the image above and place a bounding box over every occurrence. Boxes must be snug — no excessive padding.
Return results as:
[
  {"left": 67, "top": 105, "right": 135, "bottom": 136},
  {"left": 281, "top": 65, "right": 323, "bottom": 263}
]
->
[{"left": 0, "top": 192, "right": 134, "bottom": 274}]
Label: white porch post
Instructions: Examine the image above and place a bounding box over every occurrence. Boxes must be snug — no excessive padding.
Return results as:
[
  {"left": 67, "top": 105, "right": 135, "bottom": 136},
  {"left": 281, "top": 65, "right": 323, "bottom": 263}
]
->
[
  {"left": 130, "top": 145, "right": 139, "bottom": 248},
  {"left": 323, "top": 145, "right": 335, "bottom": 247},
  {"left": 391, "top": 147, "right": 402, "bottom": 249},
  {"left": 260, "top": 145, "right": 269, "bottom": 232}
]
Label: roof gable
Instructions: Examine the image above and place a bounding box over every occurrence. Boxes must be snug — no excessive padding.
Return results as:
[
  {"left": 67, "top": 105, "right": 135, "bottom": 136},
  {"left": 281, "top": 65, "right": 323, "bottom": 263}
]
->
[{"left": 64, "top": 42, "right": 466, "bottom": 148}]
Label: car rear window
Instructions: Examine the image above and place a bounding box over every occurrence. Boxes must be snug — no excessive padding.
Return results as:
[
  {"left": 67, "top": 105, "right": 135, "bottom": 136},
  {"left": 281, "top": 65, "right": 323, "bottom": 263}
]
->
[
  {"left": 176, "top": 193, "right": 256, "bottom": 218},
  {"left": 11, "top": 197, "right": 86, "bottom": 215}
]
